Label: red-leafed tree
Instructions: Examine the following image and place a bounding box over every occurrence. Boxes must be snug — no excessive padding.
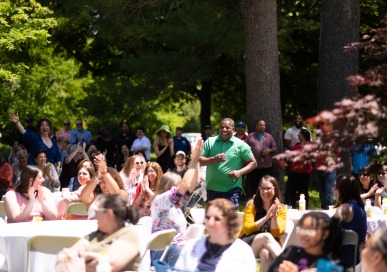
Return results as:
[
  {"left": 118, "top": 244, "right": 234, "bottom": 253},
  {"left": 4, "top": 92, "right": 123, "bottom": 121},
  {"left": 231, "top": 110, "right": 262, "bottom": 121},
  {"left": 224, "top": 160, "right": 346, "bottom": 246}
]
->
[{"left": 275, "top": 15, "right": 387, "bottom": 171}]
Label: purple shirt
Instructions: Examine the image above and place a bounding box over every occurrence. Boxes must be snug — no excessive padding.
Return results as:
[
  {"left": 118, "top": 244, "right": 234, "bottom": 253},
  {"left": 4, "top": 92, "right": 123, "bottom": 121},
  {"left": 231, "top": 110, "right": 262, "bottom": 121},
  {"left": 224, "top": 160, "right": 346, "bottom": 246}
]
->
[{"left": 245, "top": 132, "right": 277, "bottom": 168}]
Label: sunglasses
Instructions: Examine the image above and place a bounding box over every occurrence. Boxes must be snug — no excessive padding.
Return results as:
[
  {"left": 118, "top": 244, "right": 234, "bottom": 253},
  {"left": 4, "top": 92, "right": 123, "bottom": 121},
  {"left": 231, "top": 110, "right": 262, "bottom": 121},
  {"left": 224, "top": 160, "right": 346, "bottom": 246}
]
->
[
  {"left": 135, "top": 162, "right": 144, "bottom": 165},
  {"left": 204, "top": 215, "right": 223, "bottom": 222},
  {"left": 76, "top": 123, "right": 82, "bottom": 126}
]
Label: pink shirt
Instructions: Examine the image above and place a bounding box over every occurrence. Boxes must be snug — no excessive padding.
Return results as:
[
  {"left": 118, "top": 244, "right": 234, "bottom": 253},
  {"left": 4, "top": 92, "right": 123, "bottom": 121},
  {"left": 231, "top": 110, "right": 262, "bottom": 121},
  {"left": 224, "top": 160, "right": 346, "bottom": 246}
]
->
[{"left": 15, "top": 191, "right": 45, "bottom": 222}]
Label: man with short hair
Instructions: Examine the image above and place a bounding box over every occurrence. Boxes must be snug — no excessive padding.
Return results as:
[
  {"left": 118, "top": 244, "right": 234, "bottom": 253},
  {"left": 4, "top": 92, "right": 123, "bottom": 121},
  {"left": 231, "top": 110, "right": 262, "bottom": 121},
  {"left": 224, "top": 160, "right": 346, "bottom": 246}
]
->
[
  {"left": 284, "top": 114, "right": 309, "bottom": 150},
  {"left": 167, "top": 151, "right": 188, "bottom": 178},
  {"left": 234, "top": 120, "right": 247, "bottom": 141},
  {"left": 173, "top": 127, "right": 191, "bottom": 157},
  {"left": 131, "top": 127, "right": 152, "bottom": 161},
  {"left": 245, "top": 120, "right": 277, "bottom": 198},
  {"left": 69, "top": 119, "right": 92, "bottom": 145},
  {"left": 202, "top": 125, "right": 214, "bottom": 142},
  {"left": 199, "top": 118, "right": 257, "bottom": 207}
]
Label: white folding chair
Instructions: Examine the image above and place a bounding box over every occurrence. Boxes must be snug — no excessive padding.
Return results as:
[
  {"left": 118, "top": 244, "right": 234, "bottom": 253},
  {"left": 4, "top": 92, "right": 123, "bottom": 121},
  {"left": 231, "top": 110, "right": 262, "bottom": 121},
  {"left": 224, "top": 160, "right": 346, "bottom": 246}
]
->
[
  {"left": 236, "top": 211, "right": 244, "bottom": 230},
  {"left": 0, "top": 201, "right": 6, "bottom": 221},
  {"left": 64, "top": 202, "right": 88, "bottom": 219},
  {"left": 341, "top": 229, "right": 359, "bottom": 271},
  {"left": 139, "top": 229, "right": 177, "bottom": 265},
  {"left": 189, "top": 208, "right": 205, "bottom": 224},
  {"left": 27, "top": 235, "right": 80, "bottom": 272},
  {"left": 185, "top": 223, "right": 205, "bottom": 242},
  {"left": 280, "top": 220, "right": 294, "bottom": 250}
]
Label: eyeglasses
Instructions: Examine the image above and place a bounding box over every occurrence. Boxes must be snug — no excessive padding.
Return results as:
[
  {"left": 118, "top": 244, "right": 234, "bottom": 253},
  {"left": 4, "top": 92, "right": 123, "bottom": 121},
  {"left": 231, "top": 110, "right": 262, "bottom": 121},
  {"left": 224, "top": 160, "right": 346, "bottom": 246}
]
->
[
  {"left": 204, "top": 215, "right": 223, "bottom": 222},
  {"left": 76, "top": 123, "right": 82, "bottom": 126},
  {"left": 359, "top": 173, "right": 368, "bottom": 177},
  {"left": 259, "top": 187, "right": 274, "bottom": 192},
  {"left": 296, "top": 226, "right": 317, "bottom": 236},
  {"left": 135, "top": 162, "right": 144, "bottom": 165}
]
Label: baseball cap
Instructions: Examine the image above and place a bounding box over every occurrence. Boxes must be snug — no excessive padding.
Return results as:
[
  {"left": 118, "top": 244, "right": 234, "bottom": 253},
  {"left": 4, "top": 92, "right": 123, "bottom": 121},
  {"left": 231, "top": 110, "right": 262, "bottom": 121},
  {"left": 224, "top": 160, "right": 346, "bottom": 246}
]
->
[
  {"left": 175, "top": 151, "right": 186, "bottom": 158},
  {"left": 236, "top": 120, "right": 246, "bottom": 127},
  {"left": 204, "top": 125, "right": 212, "bottom": 130}
]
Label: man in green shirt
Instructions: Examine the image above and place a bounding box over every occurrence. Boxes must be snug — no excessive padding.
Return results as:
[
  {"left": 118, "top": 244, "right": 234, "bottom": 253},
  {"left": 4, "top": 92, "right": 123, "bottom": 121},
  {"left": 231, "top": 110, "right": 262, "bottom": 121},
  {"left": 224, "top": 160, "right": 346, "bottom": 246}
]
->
[{"left": 199, "top": 118, "right": 257, "bottom": 207}]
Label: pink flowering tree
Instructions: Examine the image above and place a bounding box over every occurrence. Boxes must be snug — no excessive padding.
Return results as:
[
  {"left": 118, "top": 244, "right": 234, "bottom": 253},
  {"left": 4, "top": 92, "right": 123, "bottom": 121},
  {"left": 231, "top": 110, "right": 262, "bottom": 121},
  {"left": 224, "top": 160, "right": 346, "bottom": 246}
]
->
[{"left": 274, "top": 15, "right": 387, "bottom": 171}]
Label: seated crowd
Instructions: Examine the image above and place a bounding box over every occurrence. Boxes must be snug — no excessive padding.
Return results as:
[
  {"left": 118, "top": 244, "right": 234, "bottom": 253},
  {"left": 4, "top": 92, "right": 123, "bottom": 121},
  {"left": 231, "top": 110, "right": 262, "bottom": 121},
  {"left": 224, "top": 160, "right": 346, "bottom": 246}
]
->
[{"left": 1, "top": 114, "right": 387, "bottom": 271}]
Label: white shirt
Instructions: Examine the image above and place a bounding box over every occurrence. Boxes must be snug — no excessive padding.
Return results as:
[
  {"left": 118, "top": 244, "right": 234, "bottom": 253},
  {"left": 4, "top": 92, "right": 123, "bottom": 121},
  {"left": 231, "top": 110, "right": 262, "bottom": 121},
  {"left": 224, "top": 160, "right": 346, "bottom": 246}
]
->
[
  {"left": 284, "top": 126, "right": 309, "bottom": 149},
  {"left": 131, "top": 136, "right": 151, "bottom": 161}
]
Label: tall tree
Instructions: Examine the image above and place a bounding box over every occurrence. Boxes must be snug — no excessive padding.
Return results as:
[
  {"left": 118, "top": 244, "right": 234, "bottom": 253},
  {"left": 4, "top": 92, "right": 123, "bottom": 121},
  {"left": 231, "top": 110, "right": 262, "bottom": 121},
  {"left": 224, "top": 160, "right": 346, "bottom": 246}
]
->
[
  {"left": 242, "top": 0, "right": 284, "bottom": 185},
  {"left": 317, "top": 0, "right": 360, "bottom": 111}
]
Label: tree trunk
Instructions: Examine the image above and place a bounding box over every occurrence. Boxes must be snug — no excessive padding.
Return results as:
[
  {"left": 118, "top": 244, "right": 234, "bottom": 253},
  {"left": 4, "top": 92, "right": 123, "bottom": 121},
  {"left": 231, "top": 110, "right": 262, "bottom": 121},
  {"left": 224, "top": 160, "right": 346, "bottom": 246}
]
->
[
  {"left": 242, "top": 0, "right": 284, "bottom": 191},
  {"left": 317, "top": 0, "right": 360, "bottom": 111},
  {"left": 197, "top": 80, "right": 212, "bottom": 135}
]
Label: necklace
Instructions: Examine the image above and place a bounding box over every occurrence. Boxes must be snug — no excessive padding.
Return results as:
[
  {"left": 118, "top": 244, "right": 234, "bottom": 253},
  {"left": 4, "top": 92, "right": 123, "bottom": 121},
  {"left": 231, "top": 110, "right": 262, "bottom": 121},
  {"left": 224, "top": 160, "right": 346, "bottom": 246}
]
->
[{"left": 205, "top": 239, "right": 232, "bottom": 259}]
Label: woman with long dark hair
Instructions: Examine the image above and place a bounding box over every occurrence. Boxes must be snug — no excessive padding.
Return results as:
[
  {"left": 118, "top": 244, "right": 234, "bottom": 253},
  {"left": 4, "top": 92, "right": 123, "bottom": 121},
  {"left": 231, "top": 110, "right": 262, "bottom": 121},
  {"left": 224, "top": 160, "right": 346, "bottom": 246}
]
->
[{"left": 4, "top": 165, "right": 57, "bottom": 222}]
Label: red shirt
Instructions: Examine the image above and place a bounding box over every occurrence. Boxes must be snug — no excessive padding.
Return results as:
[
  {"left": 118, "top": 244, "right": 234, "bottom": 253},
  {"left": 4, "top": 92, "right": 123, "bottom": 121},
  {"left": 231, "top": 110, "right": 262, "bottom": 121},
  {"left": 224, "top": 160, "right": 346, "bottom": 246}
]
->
[
  {"left": 290, "top": 142, "right": 313, "bottom": 173},
  {"left": 0, "top": 162, "right": 13, "bottom": 188}
]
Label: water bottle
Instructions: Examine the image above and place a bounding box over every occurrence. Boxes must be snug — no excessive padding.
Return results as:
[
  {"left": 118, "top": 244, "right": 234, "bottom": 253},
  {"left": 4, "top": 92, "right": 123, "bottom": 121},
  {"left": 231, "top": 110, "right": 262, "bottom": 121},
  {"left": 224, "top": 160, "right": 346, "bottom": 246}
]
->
[
  {"left": 299, "top": 194, "right": 306, "bottom": 211},
  {"left": 382, "top": 198, "right": 387, "bottom": 216},
  {"left": 365, "top": 199, "right": 372, "bottom": 218}
]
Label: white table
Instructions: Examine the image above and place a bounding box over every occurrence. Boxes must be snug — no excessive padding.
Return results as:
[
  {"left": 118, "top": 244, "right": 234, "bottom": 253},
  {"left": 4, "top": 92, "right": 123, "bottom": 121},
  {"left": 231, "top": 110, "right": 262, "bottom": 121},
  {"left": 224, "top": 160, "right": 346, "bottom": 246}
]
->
[{"left": 0, "top": 219, "right": 152, "bottom": 272}]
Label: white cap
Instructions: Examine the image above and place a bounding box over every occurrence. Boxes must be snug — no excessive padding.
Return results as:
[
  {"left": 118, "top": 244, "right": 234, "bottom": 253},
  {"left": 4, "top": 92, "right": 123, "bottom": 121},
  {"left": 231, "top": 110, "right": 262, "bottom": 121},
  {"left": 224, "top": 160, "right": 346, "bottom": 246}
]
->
[{"left": 175, "top": 151, "right": 186, "bottom": 158}]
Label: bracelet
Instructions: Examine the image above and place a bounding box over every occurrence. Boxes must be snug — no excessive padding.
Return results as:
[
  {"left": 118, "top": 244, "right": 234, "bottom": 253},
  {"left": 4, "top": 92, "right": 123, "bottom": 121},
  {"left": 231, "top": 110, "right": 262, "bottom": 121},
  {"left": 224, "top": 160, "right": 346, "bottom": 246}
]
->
[{"left": 15, "top": 121, "right": 20, "bottom": 125}]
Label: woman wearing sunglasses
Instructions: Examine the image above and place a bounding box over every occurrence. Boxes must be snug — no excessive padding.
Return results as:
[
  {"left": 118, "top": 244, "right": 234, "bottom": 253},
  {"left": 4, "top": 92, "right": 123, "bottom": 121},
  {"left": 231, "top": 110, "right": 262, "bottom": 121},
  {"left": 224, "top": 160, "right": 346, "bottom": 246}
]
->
[
  {"left": 268, "top": 212, "right": 341, "bottom": 272},
  {"left": 239, "top": 175, "right": 287, "bottom": 272},
  {"left": 119, "top": 155, "right": 145, "bottom": 205},
  {"left": 175, "top": 198, "right": 256, "bottom": 272}
]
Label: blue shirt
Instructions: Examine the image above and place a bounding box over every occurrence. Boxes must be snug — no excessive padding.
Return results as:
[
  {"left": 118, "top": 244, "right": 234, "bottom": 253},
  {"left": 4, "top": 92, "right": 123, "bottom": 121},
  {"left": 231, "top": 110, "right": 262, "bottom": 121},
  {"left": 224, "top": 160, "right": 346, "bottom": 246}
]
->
[
  {"left": 22, "top": 129, "right": 62, "bottom": 165},
  {"left": 349, "top": 144, "right": 377, "bottom": 174},
  {"left": 173, "top": 136, "right": 191, "bottom": 155},
  {"left": 69, "top": 129, "right": 92, "bottom": 145}
]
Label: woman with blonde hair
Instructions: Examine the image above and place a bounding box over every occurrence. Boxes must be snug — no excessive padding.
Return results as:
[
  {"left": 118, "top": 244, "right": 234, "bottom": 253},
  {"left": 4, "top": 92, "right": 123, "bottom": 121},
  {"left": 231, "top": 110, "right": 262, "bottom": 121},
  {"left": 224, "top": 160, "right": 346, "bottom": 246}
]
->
[
  {"left": 132, "top": 162, "right": 163, "bottom": 217},
  {"left": 119, "top": 155, "right": 144, "bottom": 204},
  {"left": 154, "top": 125, "right": 174, "bottom": 173}
]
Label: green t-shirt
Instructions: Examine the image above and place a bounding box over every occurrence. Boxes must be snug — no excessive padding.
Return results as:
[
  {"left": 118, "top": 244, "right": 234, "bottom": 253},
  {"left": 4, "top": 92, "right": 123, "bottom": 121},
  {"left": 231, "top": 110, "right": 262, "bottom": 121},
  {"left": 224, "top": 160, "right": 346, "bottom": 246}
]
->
[{"left": 201, "top": 136, "right": 253, "bottom": 192}]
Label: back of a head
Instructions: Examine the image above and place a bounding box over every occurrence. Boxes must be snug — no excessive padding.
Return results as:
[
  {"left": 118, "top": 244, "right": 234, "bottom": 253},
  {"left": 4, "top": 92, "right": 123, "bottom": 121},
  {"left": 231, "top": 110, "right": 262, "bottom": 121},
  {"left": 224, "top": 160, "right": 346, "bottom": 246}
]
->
[
  {"left": 99, "top": 194, "right": 140, "bottom": 225},
  {"left": 157, "top": 172, "right": 181, "bottom": 195}
]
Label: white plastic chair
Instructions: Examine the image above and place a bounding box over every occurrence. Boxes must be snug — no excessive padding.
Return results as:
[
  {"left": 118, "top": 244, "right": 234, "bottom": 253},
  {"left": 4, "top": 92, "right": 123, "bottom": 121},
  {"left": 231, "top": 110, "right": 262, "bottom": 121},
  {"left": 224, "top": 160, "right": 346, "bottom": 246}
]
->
[
  {"left": 280, "top": 220, "right": 294, "bottom": 250},
  {"left": 64, "top": 202, "right": 88, "bottom": 219},
  {"left": 189, "top": 208, "right": 205, "bottom": 224},
  {"left": 27, "top": 235, "right": 80, "bottom": 272},
  {"left": 0, "top": 201, "right": 6, "bottom": 221},
  {"left": 236, "top": 211, "right": 244, "bottom": 230},
  {"left": 139, "top": 229, "right": 177, "bottom": 265},
  {"left": 185, "top": 223, "right": 205, "bottom": 242}
]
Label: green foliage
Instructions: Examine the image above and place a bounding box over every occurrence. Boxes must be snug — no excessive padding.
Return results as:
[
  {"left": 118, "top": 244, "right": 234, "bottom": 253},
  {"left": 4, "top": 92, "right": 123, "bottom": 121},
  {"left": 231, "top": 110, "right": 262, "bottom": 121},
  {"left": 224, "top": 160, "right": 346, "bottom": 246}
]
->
[{"left": 0, "top": 0, "right": 56, "bottom": 82}]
